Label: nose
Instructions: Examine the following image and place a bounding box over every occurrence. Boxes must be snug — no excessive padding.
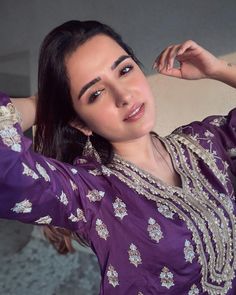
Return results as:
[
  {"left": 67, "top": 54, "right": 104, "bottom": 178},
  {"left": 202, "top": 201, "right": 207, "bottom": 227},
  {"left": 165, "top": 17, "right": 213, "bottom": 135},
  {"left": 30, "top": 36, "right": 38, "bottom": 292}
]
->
[{"left": 112, "top": 84, "right": 132, "bottom": 108}]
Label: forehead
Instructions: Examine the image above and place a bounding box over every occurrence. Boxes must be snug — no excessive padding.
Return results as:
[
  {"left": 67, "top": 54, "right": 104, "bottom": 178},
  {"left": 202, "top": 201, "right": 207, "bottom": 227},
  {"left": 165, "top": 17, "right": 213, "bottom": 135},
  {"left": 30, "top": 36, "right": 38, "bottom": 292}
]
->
[{"left": 66, "top": 34, "right": 127, "bottom": 85}]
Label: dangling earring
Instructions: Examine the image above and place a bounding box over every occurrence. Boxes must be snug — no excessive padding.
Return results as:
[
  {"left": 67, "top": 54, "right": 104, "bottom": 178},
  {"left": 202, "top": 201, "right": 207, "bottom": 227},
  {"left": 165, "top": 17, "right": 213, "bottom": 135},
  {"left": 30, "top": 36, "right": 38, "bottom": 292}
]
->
[{"left": 82, "top": 135, "right": 101, "bottom": 163}]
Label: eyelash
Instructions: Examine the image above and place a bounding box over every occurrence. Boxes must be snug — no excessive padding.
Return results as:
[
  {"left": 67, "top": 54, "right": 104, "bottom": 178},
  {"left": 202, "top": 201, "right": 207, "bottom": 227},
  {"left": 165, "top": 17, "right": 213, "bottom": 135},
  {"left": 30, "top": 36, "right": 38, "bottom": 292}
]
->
[
  {"left": 120, "top": 64, "right": 134, "bottom": 76},
  {"left": 88, "top": 64, "right": 134, "bottom": 103},
  {"left": 88, "top": 88, "right": 105, "bottom": 103}
]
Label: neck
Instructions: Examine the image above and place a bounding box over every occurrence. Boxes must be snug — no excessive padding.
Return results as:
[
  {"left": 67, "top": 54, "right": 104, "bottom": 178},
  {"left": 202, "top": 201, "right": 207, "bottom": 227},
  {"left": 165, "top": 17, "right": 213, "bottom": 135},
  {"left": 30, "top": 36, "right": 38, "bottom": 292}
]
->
[{"left": 111, "top": 133, "right": 157, "bottom": 165}]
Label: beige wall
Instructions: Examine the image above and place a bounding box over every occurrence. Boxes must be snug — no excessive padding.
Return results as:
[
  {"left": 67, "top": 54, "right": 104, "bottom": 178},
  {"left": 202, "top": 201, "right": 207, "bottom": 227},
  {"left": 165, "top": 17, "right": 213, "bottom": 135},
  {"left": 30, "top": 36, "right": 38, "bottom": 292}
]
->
[{"left": 148, "top": 52, "right": 236, "bottom": 136}]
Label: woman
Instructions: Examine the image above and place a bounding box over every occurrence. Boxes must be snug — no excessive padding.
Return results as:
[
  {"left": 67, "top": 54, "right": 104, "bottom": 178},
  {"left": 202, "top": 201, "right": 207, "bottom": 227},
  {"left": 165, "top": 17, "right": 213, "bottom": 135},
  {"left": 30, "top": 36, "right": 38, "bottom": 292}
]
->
[{"left": 1, "top": 20, "right": 236, "bottom": 294}]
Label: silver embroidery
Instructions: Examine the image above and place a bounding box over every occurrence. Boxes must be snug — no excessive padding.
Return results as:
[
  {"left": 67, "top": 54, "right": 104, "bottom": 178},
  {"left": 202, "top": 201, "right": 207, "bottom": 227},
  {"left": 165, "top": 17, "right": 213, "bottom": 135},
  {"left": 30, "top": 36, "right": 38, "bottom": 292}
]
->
[
  {"left": 22, "top": 163, "right": 39, "bottom": 179},
  {"left": 35, "top": 215, "right": 52, "bottom": 224},
  {"left": 69, "top": 208, "right": 86, "bottom": 223},
  {"left": 228, "top": 147, "right": 236, "bottom": 157},
  {"left": 113, "top": 197, "right": 128, "bottom": 220},
  {"left": 0, "top": 102, "right": 22, "bottom": 153},
  {"left": 11, "top": 199, "right": 32, "bottom": 213},
  {"left": 157, "top": 203, "right": 174, "bottom": 219},
  {"left": 89, "top": 169, "right": 102, "bottom": 176},
  {"left": 78, "top": 158, "right": 87, "bottom": 164},
  {"left": 188, "top": 284, "right": 199, "bottom": 295},
  {"left": 0, "top": 103, "right": 20, "bottom": 128},
  {"left": 160, "top": 267, "right": 174, "bottom": 289},
  {"left": 101, "top": 165, "right": 111, "bottom": 176},
  {"left": 86, "top": 189, "right": 105, "bottom": 202},
  {"left": 69, "top": 179, "right": 77, "bottom": 191},
  {"left": 204, "top": 130, "right": 214, "bottom": 139},
  {"left": 147, "top": 218, "right": 163, "bottom": 243},
  {"left": 96, "top": 219, "right": 109, "bottom": 240},
  {"left": 36, "top": 163, "right": 50, "bottom": 182},
  {"left": 108, "top": 133, "right": 236, "bottom": 295},
  {"left": 0, "top": 126, "right": 21, "bottom": 152},
  {"left": 128, "top": 243, "right": 142, "bottom": 267},
  {"left": 57, "top": 191, "right": 68, "bottom": 205},
  {"left": 184, "top": 240, "right": 195, "bottom": 263},
  {"left": 71, "top": 168, "right": 78, "bottom": 174},
  {"left": 46, "top": 161, "right": 56, "bottom": 171},
  {"left": 210, "top": 116, "right": 226, "bottom": 127},
  {"left": 107, "top": 265, "right": 119, "bottom": 287}
]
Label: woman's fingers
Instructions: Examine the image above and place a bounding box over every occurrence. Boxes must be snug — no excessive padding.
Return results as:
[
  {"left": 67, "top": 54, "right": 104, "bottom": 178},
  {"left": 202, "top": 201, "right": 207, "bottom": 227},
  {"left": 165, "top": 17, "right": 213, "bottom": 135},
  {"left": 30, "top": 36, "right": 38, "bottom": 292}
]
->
[
  {"left": 153, "top": 40, "right": 202, "bottom": 76},
  {"left": 153, "top": 44, "right": 182, "bottom": 72},
  {"left": 166, "top": 44, "right": 182, "bottom": 70},
  {"left": 177, "top": 40, "right": 198, "bottom": 55},
  {"left": 153, "top": 46, "right": 171, "bottom": 71}
]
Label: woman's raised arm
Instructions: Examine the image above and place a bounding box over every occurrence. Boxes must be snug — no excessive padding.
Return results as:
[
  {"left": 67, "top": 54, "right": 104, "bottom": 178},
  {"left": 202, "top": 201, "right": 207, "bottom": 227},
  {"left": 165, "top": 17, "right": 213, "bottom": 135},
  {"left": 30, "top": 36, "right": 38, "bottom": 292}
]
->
[
  {"left": 10, "top": 95, "right": 37, "bottom": 131},
  {"left": 0, "top": 91, "right": 95, "bottom": 236},
  {"left": 154, "top": 40, "right": 236, "bottom": 88}
]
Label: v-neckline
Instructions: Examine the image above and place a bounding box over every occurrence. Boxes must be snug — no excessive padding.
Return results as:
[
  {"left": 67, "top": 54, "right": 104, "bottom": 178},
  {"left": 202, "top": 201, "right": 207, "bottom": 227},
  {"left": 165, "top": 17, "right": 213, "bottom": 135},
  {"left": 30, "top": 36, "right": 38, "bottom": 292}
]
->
[{"left": 111, "top": 135, "right": 184, "bottom": 191}]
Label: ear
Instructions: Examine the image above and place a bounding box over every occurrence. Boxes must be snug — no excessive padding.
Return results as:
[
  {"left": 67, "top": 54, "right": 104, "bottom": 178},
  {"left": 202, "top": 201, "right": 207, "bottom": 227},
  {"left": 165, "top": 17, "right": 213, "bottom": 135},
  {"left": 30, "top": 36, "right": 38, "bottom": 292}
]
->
[{"left": 70, "top": 120, "right": 92, "bottom": 136}]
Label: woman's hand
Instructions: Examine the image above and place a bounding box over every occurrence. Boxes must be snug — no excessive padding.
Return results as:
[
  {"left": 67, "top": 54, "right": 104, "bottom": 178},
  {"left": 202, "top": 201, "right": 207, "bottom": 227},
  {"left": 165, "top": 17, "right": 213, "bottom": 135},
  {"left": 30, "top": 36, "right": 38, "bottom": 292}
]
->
[{"left": 153, "top": 40, "right": 224, "bottom": 80}]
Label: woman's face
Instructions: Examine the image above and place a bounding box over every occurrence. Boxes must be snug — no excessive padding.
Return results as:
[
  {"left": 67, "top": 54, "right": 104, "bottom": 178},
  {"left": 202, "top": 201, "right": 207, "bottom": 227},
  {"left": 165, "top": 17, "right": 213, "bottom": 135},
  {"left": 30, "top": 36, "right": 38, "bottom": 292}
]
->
[{"left": 66, "top": 34, "right": 156, "bottom": 145}]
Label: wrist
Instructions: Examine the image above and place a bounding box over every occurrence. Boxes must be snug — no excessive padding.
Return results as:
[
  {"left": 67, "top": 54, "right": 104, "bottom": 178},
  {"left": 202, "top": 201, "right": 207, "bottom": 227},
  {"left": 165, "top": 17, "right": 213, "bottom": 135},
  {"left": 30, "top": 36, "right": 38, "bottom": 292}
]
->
[{"left": 210, "top": 59, "right": 231, "bottom": 81}]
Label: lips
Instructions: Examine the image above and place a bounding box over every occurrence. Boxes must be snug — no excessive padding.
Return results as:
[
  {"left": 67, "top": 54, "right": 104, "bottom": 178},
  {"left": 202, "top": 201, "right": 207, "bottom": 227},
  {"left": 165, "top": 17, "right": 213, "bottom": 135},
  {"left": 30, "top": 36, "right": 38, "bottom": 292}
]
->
[{"left": 124, "top": 103, "right": 145, "bottom": 122}]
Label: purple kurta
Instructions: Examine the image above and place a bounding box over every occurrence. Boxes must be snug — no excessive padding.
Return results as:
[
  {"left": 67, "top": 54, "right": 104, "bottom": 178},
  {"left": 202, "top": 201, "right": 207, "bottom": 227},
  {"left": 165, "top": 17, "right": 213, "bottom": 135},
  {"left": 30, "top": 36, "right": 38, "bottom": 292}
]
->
[{"left": 0, "top": 91, "right": 236, "bottom": 295}]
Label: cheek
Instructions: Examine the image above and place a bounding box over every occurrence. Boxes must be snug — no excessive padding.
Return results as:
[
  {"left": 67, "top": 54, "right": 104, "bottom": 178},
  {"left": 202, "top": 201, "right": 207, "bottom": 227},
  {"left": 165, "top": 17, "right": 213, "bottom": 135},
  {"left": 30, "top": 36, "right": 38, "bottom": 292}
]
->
[{"left": 77, "top": 106, "right": 114, "bottom": 134}]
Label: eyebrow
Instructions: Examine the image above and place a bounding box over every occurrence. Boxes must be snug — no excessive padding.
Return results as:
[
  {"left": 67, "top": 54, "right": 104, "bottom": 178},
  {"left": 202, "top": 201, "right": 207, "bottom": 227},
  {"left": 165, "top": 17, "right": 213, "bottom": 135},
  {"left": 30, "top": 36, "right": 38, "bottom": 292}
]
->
[{"left": 78, "top": 54, "right": 131, "bottom": 99}]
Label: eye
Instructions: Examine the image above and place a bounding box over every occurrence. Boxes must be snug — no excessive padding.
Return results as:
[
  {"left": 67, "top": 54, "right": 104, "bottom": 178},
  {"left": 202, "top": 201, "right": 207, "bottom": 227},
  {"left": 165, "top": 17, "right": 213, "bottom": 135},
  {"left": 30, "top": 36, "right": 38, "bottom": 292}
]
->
[
  {"left": 120, "top": 64, "right": 134, "bottom": 76},
  {"left": 88, "top": 88, "right": 104, "bottom": 103}
]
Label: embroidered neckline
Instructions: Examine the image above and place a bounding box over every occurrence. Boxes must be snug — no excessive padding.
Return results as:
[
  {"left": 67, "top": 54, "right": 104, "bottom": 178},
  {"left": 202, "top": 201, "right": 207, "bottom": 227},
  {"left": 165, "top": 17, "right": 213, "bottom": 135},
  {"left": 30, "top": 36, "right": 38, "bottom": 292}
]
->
[
  {"left": 112, "top": 135, "right": 184, "bottom": 191},
  {"left": 108, "top": 133, "right": 236, "bottom": 295}
]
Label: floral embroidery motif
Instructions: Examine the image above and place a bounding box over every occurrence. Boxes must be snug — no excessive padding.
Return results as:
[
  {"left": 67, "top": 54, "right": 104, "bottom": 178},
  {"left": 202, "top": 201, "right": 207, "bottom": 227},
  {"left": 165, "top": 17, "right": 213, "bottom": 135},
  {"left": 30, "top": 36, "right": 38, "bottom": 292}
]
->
[
  {"left": 101, "top": 165, "right": 111, "bottom": 176},
  {"left": 46, "top": 161, "right": 56, "bottom": 171},
  {"left": 228, "top": 147, "right": 236, "bottom": 157},
  {"left": 209, "top": 116, "right": 226, "bottom": 127},
  {"left": 86, "top": 189, "right": 105, "bottom": 202},
  {"left": 11, "top": 199, "right": 32, "bottom": 213},
  {"left": 108, "top": 133, "right": 236, "bottom": 294},
  {"left": 89, "top": 169, "right": 102, "bottom": 176},
  {"left": 188, "top": 284, "right": 199, "bottom": 295},
  {"left": 147, "top": 218, "right": 163, "bottom": 243},
  {"left": 0, "top": 103, "right": 20, "bottom": 128},
  {"left": 69, "top": 179, "right": 77, "bottom": 191},
  {"left": 0, "top": 102, "right": 22, "bottom": 150},
  {"left": 69, "top": 208, "right": 87, "bottom": 223},
  {"left": 0, "top": 126, "right": 21, "bottom": 152},
  {"left": 96, "top": 219, "right": 109, "bottom": 240},
  {"left": 36, "top": 163, "right": 50, "bottom": 182},
  {"left": 71, "top": 168, "right": 78, "bottom": 174},
  {"left": 128, "top": 243, "right": 142, "bottom": 267},
  {"left": 184, "top": 240, "right": 195, "bottom": 263},
  {"left": 77, "top": 158, "right": 87, "bottom": 164},
  {"left": 22, "top": 163, "right": 39, "bottom": 179},
  {"left": 57, "top": 191, "right": 68, "bottom": 205},
  {"left": 160, "top": 267, "right": 174, "bottom": 289},
  {"left": 35, "top": 215, "right": 52, "bottom": 224},
  {"left": 113, "top": 197, "right": 128, "bottom": 220},
  {"left": 107, "top": 265, "right": 119, "bottom": 287},
  {"left": 157, "top": 204, "right": 174, "bottom": 219}
]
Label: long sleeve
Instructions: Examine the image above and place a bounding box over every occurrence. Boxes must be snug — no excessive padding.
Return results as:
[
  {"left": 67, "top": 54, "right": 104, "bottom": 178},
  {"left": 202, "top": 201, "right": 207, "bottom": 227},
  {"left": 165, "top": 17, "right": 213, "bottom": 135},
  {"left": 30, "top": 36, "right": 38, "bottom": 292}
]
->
[
  {"left": 175, "top": 108, "right": 236, "bottom": 180},
  {"left": 0, "top": 91, "right": 95, "bottom": 237}
]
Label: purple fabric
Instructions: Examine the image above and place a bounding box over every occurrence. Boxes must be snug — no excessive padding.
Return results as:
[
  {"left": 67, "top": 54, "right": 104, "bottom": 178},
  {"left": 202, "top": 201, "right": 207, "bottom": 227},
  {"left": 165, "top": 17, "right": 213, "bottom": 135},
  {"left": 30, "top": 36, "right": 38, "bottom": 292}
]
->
[{"left": 0, "top": 91, "right": 236, "bottom": 295}]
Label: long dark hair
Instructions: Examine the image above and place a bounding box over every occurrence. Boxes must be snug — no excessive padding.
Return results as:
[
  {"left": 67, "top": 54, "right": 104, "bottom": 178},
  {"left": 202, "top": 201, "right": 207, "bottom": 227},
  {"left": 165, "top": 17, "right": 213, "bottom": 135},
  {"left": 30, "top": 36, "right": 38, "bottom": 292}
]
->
[{"left": 34, "top": 20, "right": 140, "bottom": 254}]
